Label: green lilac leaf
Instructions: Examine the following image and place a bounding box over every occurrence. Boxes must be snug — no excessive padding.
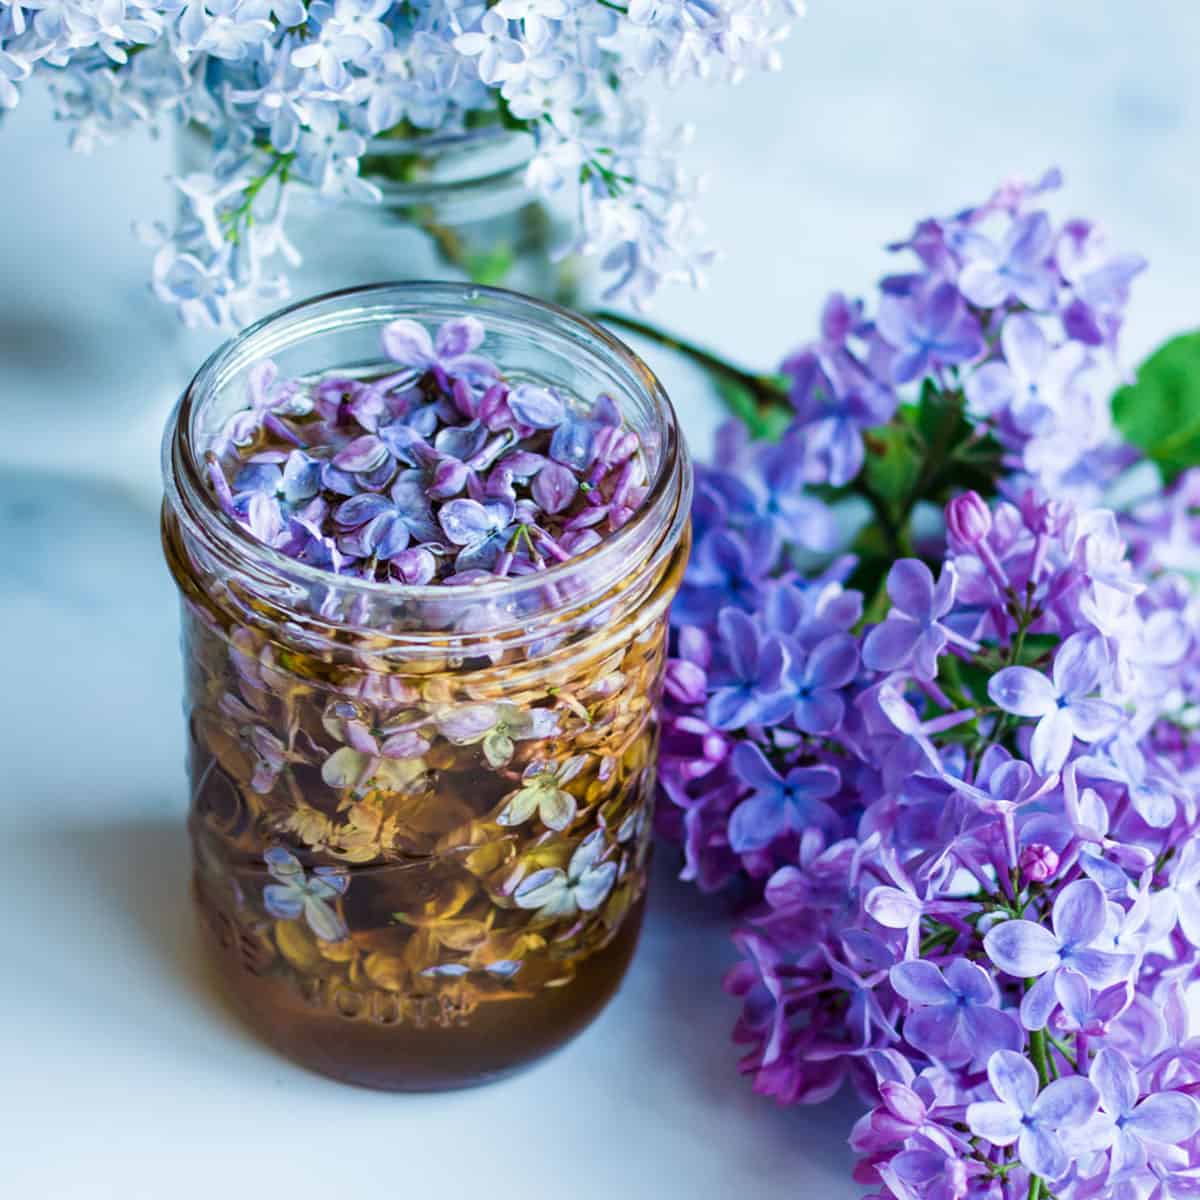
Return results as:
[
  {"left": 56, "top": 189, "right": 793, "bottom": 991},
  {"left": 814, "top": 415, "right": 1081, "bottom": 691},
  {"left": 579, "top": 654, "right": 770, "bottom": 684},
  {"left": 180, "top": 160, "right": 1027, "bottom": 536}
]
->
[
  {"left": 715, "top": 378, "right": 791, "bottom": 441},
  {"left": 467, "top": 245, "right": 515, "bottom": 287},
  {"left": 1112, "top": 330, "right": 1200, "bottom": 482},
  {"left": 864, "top": 421, "right": 921, "bottom": 509}
]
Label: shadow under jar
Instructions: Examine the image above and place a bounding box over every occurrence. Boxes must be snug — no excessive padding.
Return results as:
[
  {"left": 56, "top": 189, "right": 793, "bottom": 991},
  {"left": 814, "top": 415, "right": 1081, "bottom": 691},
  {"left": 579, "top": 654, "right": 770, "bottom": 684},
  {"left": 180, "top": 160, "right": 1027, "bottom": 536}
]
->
[{"left": 161, "top": 282, "right": 692, "bottom": 1090}]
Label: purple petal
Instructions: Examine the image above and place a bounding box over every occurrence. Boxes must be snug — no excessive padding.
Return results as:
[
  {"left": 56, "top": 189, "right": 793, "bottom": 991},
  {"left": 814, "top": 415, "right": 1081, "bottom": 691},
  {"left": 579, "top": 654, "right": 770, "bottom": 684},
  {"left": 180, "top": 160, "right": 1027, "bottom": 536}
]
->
[
  {"left": 965, "top": 1006, "right": 1023, "bottom": 1063},
  {"left": 434, "top": 316, "right": 485, "bottom": 359},
  {"left": 903, "top": 1007, "right": 961, "bottom": 1061},
  {"left": 1054, "top": 969, "right": 1093, "bottom": 1029},
  {"left": 428, "top": 457, "right": 469, "bottom": 500},
  {"left": 550, "top": 418, "right": 596, "bottom": 470},
  {"left": 729, "top": 743, "right": 781, "bottom": 795},
  {"left": 718, "top": 608, "right": 761, "bottom": 681},
  {"left": 245, "top": 492, "right": 283, "bottom": 543},
  {"left": 1052, "top": 878, "right": 1107, "bottom": 947},
  {"left": 1053, "top": 633, "right": 1108, "bottom": 700},
  {"left": 930, "top": 562, "right": 957, "bottom": 618},
  {"left": 787, "top": 764, "right": 841, "bottom": 801},
  {"left": 987, "top": 1050, "right": 1039, "bottom": 1113},
  {"left": 1019, "top": 970, "right": 1060, "bottom": 1032},
  {"left": 862, "top": 615, "right": 922, "bottom": 672},
  {"left": 806, "top": 634, "right": 859, "bottom": 689},
  {"left": 911, "top": 627, "right": 948, "bottom": 682},
  {"left": 333, "top": 493, "right": 392, "bottom": 529},
  {"left": 1128, "top": 1092, "right": 1200, "bottom": 1144},
  {"left": 1090, "top": 1047, "right": 1137, "bottom": 1118},
  {"left": 281, "top": 452, "right": 322, "bottom": 503},
  {"left": 874, "top": 294, "right": 916, "bottom": 350},
  {"left": 434, "top": 421, "right": 488, "bottom": 461},
  {"left": 706, "top": 687, "right": 759, "bottom": 730},
  {"left": 965, "top": 361, "right": 1016, "bottom": 417},
  {"left": 369, "top": 512, "right": 412, "bottom": 559},
  {"left": 1069, "top": 948, "right": 1135, "bottom": 989},
  {"left": 866, "top": 885, "right": 921, "bottom": 930},
  {"left": 532, "top": 461, "right": 578, "bottom": 514},
  {"left": 1033, "top": 1075, "right": 1099, "bottom": 1129},
  {"left": 1001, "top": 313, "right": 1049, "bottom": 378},
  {"left": 1068, "top": 698, "right": 1123, "bottom": 743},
  {"left": 439, "top": 498, "right": 496, "bottom": 546},
  {"left": 988, "top": 667, "right": 1057, "bottom": 718},
  {"left": 967, "top": 1099, "right": 1022, "bottom": 1146},
  {"left": 437, "top": 703, "right": 497, "bottom": 742},
  {"left": 378, "top": 422, "right": 426, "bottom": 463},
  {"left": 944, "top": 958, "right": 997, "bottom": 1005},
  {"left": 793, "top": 691, "right": 845, "bottom": 735},
  {"left": 391, "top": 546, "right": 437, "bottom": 585},
  {"left": 728, "top": 792, "right": 787, "bottom": 853},
  {"left": 878, "top": 1080, "right": 927, "bottom": 1125},
  {"left": 959, "top": 261, "right": 1007, "bottom": 309},
  {"left": 382, "top": 318, "right": 434, "bottom": 367},
  {"left": 1019, "top": 1126, "right": 1068, "bottom": 1181},
  {"left": 1031, "top": 709, "right": 1076, "bottom": 774},
  {"left": 333, "top": 434, "right": 390, "bottom": 473},
  {"left": 984, "top": 918, "right": 1061, "bottom": 978},
  {"left": 887, "top": 558, "right": 936, "bottom": 620},
  {"left": 1032, "top": 705, "right": 1080, "bottom": 772},
  {"left": 508, "top": 384, "right": 565, "bottom": 429},
  {"left": 890, "top": 960, "right": 954, "bottom": 1007}
]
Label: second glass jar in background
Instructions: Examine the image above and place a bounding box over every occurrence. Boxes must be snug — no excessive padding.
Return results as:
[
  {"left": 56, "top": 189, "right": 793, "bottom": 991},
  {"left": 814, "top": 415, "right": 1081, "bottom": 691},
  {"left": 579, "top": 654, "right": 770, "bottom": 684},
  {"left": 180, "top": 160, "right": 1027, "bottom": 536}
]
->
[
  {"left": 161, "top": 283, "right": 691, "bottom": 1090},
  {"left": 179, "top": 126, "right": 582, "bottom": 314}
]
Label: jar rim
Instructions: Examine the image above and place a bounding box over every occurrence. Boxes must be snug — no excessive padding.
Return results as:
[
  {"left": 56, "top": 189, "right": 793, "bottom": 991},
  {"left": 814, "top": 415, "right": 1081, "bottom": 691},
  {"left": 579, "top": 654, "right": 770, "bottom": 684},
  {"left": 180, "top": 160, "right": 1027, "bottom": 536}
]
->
[
  {"left": 356, "top": 125, "right": 535, "bottom": 205},
  {"left": 163, "top": 281, "right": 689, "bottom": 614},
  {"left": 186, "top": 121, "right": 535, "bottom": 205}
]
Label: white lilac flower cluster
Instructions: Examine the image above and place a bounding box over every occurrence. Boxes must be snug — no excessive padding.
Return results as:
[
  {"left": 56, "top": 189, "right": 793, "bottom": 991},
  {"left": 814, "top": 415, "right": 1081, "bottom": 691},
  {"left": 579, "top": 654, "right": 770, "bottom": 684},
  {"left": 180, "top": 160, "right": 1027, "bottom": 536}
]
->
[{"left": 0, "top": 0, "right": 801, "bottom": 325}]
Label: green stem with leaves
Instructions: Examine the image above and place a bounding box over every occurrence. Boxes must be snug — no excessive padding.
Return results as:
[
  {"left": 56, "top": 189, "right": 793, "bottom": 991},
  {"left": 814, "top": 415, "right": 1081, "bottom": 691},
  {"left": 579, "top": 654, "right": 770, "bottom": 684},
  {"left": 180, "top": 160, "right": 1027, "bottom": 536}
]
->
[
  {"left": 592, "top": 309, "right": 793, "bottom": 438},
  {"left": 222, "top": 152, "right": 294, "bottom": 244}
]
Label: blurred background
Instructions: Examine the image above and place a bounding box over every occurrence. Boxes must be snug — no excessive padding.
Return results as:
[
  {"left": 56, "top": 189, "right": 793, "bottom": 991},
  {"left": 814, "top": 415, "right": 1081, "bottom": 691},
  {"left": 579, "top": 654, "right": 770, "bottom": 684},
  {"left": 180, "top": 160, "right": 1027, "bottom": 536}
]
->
[{"left": 2, "top": 2, "right": 1197, "bottom": 1195}]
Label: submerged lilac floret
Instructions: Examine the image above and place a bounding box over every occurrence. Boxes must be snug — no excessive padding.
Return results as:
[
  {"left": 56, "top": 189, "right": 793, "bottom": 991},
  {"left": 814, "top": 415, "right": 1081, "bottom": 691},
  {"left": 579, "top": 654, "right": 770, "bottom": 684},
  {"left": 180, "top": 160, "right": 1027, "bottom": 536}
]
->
[{"left": 203, "top": 317, "right": 649, "bottom": 585}]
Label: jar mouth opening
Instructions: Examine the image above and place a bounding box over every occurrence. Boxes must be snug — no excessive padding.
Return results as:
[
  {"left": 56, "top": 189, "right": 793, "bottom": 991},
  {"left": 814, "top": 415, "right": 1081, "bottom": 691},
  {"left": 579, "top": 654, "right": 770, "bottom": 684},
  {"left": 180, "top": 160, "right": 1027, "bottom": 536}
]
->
[{"left": 164, "top": 281, "right": 686, "bottom": 610}]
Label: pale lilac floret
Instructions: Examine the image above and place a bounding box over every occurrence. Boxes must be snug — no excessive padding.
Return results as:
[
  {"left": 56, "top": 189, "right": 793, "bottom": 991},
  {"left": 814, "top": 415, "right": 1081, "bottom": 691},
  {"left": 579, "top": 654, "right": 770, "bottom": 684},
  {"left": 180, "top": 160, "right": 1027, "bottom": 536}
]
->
[
  {"left": 862, "top": 560, "right": 978, "bottom": 681},
  {"left": 983, "top": 878, "right": 1136, "bottom": 1030},
  {"left": 262, "top": 846, "right": 350, "bottom": 942},
  {"left": 988, "top": 633, "right": 1123, "bottom": 773},
  {"left": 1088, "top": 1048, "right": 1200, "bottom": 1175},
  {"left": 705, "top": 608, "right": 794, "bottom": 730},
  {"left": 890, "top": 958, "right": 1022, "bottom": 1068},
  {"left": 727, "top": 741, "right": 841, "bottom": 852},
  {"left": 785, "top": 633, "right": 859, "bottom": 734},
  {"left": 875, "top": 282, "right": 985, "bottom": 384},
  {"left": 967, "top": 1051, "right": 1099, "bottom": 1180},
  {"left": 958, "top": 211, "right": 1059, "bottom": 311}
]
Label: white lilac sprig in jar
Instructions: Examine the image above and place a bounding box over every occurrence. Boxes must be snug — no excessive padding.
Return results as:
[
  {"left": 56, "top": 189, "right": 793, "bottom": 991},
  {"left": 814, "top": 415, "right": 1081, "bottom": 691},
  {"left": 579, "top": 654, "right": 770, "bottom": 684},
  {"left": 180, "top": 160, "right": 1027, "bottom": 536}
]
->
[{"left": 162, "top": 282, "right": 691, "bottom": 1090}]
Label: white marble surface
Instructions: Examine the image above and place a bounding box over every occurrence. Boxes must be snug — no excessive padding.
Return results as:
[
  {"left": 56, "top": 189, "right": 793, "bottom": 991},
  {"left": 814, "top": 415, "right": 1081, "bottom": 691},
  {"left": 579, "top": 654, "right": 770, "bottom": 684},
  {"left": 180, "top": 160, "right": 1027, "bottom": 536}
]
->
[{"left": 3, "top": 2, "right": 1199, "bottom": 1194}]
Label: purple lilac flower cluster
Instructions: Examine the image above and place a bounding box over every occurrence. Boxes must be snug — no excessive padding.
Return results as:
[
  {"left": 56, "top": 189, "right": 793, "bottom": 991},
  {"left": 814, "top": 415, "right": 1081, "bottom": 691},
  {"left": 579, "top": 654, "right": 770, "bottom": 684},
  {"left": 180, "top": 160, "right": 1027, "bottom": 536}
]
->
[
  {"left": 204, "top": 314, "right": 647, "bottom": 583},
  {"left": 657, "top": 175, "right": 1200, "bottom": 1198}
]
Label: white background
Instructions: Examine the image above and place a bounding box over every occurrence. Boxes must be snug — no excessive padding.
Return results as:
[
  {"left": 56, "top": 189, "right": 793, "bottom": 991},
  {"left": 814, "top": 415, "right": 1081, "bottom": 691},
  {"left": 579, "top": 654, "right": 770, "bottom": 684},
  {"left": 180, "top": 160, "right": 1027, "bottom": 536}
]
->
[{"left": 2, "top": 3, "right": 1198, "bottom": 1195}]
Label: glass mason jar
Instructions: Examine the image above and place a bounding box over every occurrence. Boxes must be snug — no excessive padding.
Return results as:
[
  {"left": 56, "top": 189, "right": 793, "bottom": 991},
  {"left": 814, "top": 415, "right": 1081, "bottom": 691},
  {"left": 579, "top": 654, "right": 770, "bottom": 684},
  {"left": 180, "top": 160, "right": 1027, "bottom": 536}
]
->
[
  {"left": 178, "top": 125, "right": 582, "bottom": 312},
  {"left": 161, "top": 283, "right": 691, "bottom": 1090}
]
